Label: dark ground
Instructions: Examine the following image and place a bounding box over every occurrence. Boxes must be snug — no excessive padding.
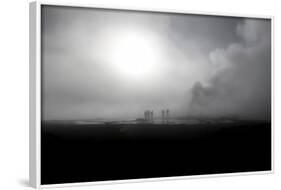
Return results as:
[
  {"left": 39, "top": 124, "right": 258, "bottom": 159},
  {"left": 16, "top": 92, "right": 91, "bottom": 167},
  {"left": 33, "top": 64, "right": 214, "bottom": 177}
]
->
[{"left": 41, "top": 121, "right": 271, "bottom": 185}]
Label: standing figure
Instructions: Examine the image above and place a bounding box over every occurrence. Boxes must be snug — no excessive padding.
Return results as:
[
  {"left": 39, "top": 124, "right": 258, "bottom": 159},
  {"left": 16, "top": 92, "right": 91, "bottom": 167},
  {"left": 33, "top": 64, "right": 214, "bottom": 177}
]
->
[
  {"left": 166, "top": 109, "right": 169, "bottom": 124},
  {"left": 144, "top": 111, "right": 148, "bottom": 122},
  {"left": 162, "top": 110, "right": 165, "bottom": 124}
]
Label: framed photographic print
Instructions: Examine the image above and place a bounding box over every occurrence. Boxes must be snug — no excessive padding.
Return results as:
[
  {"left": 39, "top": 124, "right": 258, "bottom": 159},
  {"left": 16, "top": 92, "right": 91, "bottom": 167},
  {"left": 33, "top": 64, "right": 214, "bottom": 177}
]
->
[{"left": 29, "top": 1, "right": 273, "bottom": 188}]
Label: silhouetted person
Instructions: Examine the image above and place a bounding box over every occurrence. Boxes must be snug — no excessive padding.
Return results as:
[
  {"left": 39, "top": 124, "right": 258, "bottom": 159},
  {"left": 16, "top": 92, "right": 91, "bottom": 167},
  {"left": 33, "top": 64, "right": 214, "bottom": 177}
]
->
[
  {"left": 166, "top": 109, "right": 169, "bottom": 124},
  {"left": 144, "top": 111, "right": 148, "bottom": 122},
  {"left": 162, "top": 110, "right": 165, "bottom": 124}
]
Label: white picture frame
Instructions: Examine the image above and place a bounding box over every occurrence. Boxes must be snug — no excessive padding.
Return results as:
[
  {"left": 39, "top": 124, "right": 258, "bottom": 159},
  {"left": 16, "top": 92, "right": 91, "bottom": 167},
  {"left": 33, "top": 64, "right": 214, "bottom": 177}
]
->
[{"left": 30, "top": 1, "right": 274, "bottom": 188}]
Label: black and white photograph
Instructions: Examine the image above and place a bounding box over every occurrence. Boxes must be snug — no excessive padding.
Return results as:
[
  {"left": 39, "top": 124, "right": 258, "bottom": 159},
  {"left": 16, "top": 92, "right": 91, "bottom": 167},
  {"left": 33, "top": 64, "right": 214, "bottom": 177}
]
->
[{"left": 40, "top": 5, "right": 271, "bottom": 185}]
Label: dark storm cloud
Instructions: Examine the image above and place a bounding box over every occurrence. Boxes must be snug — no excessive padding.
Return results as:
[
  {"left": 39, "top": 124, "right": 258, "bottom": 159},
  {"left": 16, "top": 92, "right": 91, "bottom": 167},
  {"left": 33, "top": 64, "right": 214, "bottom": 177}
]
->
[{"left": 41, "top": 5, "right": 271, "bottom": 121}]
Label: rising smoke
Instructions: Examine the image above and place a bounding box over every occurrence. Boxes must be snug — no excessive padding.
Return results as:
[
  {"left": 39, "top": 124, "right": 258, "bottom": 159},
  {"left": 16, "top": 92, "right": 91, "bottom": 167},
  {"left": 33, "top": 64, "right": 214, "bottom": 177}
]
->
[{"left": 189, "top": 19, "right": 271, "bottom": 120}]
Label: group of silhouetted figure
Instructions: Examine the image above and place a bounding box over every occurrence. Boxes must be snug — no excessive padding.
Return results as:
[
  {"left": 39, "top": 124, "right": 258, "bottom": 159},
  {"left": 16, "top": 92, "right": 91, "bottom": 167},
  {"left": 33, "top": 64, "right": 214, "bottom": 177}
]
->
[
  {"left": 144, "top": 110, "right": 154, "bottom": 122},
  {"left": 144, "top": 109, "right": 170, "bottom": 124}
]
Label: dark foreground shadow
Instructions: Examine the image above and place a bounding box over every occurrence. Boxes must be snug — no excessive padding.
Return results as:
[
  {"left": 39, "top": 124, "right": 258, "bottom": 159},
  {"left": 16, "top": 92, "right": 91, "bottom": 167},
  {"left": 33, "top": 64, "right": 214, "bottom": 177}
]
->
[{"left": 41, "top": 121, "right": 271, "bottom": 185}]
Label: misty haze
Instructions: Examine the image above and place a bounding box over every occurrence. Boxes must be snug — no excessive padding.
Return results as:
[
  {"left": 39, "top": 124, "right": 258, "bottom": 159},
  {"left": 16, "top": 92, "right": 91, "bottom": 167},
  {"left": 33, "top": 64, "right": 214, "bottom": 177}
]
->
[{"left": 41, "top": 5, "right": 271, "bottom": 185}]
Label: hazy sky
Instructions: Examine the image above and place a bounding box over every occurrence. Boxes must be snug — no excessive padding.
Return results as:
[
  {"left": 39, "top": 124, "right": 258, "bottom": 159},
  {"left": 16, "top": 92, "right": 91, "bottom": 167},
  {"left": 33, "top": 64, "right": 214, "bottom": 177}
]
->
[{"left": 41, "top": 5, "right": 271, "bottom": 121}]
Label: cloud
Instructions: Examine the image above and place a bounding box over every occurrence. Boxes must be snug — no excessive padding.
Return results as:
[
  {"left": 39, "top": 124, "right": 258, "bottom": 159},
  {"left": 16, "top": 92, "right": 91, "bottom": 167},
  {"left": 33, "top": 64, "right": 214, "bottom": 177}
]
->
[
  {"left": 41, "top": 6, "right": 271, "bottom": 121},
  {"left": 189, "top": 19, "right": 271, "bottom": 120}
]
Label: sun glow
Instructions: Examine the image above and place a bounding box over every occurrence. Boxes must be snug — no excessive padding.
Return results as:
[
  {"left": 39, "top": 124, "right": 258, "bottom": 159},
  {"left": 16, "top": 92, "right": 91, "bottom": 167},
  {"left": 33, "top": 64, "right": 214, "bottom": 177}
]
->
[{"left": 110, "top": 31, "right": 160, "bottom": 80}]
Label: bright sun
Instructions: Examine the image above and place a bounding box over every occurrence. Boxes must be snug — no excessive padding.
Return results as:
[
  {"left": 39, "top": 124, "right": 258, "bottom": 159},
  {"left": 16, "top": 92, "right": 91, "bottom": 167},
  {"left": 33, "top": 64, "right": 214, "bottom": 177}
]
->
[{"left": 110, "top": 31, "right": 160, "bottom": 80}]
